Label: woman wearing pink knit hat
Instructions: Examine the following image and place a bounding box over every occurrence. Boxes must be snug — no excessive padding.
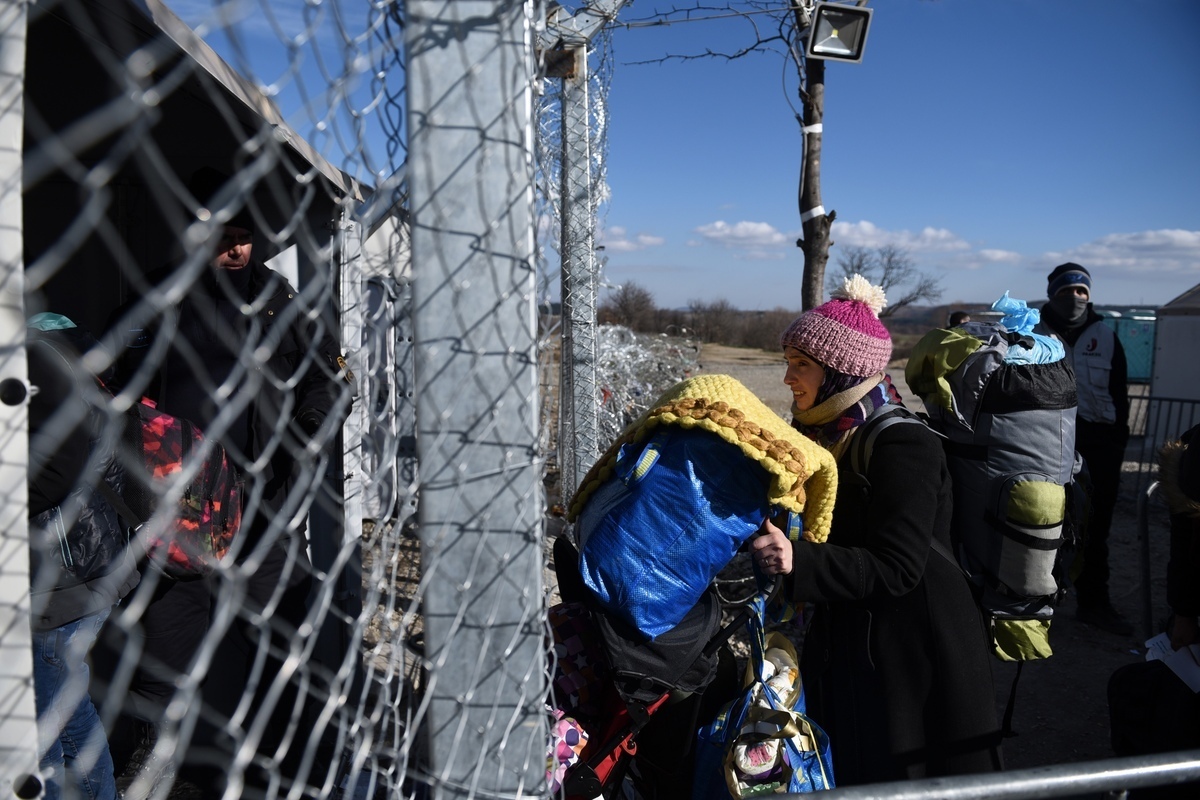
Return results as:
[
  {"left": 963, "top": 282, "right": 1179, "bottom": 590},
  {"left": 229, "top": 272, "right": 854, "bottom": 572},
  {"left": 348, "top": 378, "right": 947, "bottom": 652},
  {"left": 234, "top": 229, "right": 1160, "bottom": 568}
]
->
[{"left": 751, "top": 274, "right": 1003, "bottom": 785}]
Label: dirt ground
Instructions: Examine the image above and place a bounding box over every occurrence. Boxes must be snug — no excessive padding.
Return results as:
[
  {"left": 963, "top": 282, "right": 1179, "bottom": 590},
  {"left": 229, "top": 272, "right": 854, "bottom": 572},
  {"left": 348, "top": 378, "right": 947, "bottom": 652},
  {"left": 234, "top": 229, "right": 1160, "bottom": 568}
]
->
[{"left": 693, "top": 343, "right": 1177, "bottom": 792}]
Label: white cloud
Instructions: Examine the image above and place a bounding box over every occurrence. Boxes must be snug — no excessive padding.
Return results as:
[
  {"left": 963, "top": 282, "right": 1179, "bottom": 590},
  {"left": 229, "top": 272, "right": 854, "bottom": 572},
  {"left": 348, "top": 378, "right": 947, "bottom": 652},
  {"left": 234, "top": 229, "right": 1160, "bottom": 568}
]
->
[
  {"left": 831, "top": 220, "right": 970, "bottom": 253},
  {"left": 694, "top": 220, "right": 790, "bottom": 249},
  {"left": 978, "top": 249, "right": 1023, "bottom": 263},
  {"left": 935, "top": 247, "right": 1024, "bottom": 272},
  {"left": 1042, "top": 230, "right": 1200, "bottom": 276},
  {"left": 600, "top": 226, "right": 665, "bottom": 253}
]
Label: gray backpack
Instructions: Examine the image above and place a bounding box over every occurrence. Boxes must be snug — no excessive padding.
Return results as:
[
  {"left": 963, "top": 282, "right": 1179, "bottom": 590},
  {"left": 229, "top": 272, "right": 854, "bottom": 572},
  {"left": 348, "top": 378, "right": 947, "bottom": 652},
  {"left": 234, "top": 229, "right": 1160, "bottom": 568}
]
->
[{"left": 903, "top": 321, "right": 1080, "bottom": 662}]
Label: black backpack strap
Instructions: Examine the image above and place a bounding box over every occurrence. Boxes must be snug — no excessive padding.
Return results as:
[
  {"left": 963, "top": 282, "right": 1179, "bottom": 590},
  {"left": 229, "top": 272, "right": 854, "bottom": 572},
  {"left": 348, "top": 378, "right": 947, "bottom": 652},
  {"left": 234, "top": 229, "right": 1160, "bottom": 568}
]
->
[
  {"left": 847, "top": 404, "right": 929, "bottom": 482},
  {"left": 96, "top": 480, "right": 144, "bottom": 532},
  {"left": 847, "top": 405, "right": 964, "bottom": 574},
  {"left": 928, "top": 536, "right": 966, "bottom": 576},
  {"left": 1002, "top": 662, "right": 1024, "bottom": 738}
]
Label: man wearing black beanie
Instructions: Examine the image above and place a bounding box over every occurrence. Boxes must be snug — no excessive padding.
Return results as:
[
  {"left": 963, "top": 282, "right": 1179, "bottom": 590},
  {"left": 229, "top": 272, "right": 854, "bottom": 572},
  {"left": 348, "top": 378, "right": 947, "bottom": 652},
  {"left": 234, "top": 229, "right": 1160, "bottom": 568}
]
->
[
  {"left": 1036, "top": 263, "right": 1132, "bottom": 635},
  {"left": 102, "top": 168, "right": 352, "bottom": 797}
]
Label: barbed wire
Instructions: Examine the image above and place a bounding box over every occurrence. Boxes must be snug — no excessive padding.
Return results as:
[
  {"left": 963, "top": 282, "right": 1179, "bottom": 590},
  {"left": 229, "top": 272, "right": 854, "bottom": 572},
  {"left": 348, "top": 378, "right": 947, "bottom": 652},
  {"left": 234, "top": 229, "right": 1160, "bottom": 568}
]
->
[{"left": 6, "top": 4, "right": 766, "bottom": 800}]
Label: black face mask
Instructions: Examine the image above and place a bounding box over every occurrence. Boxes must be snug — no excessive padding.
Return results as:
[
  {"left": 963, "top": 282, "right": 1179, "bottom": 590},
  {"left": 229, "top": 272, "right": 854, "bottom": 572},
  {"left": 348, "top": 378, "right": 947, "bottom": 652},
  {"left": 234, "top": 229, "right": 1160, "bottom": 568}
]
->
[{"left": 1049, "top": 293, "right": 1089, "bottom": 324}]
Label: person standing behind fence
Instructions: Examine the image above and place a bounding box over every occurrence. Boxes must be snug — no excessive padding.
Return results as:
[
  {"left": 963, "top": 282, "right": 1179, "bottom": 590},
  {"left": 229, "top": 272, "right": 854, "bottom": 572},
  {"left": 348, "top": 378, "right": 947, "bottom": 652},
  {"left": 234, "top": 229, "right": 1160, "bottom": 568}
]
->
[
  {"left": 27, "top": 315, "right": 141, "bottom": 800},
  {"left": 1163, "top": 424, "right": 1200, "bottom": 652},
  {"left": 751, "top": 275, "right": 1003, "bottom": 786},
  {"left": 1106, "top": 424, "right": 1200, "bottom": 799},
  {"left": 102, "top": 168, "right": 352, "bottom": 797},
  {"left": 1034, "top": 263, "right": 1133, "bottom": 636}
]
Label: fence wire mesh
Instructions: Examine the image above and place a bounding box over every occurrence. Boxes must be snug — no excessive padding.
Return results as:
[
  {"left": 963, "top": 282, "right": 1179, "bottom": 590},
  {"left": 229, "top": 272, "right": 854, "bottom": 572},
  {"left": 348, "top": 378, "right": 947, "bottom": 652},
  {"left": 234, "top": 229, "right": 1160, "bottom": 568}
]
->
[
  {"left": 535, "top": 24, "right": 614, "bottom": 504},
  {"left": 0, "top": 0, "right": 588, "bottom": 798},
  {"left": 4, "top": 3, "right": 1198, "bottom": 800}
]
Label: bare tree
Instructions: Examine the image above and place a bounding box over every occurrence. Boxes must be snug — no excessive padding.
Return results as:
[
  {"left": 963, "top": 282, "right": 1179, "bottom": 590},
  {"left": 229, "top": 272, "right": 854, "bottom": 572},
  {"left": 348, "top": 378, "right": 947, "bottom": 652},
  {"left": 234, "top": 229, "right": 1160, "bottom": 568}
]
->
[
  {"left": 793, "top": 9, "right": 832, "bottom": 314},
  {"left": 734, "top": 307, "right": 799, "bottom": 351},
  {"left": 688, "top": 297, "right": 740, "bottom": 342},
  {"left": 600, "top": 281, "right": 658, "bottom": 330},
  {"left": 827, "top": 245, "right": 944, "bottom": 318}
]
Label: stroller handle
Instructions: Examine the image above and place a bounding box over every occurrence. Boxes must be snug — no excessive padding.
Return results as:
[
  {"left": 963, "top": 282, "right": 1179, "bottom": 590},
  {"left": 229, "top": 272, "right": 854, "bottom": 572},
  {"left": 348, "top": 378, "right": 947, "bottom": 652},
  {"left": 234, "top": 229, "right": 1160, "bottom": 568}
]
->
[{"left": 700, "top": 575, "right": 783, "bottom": 659}]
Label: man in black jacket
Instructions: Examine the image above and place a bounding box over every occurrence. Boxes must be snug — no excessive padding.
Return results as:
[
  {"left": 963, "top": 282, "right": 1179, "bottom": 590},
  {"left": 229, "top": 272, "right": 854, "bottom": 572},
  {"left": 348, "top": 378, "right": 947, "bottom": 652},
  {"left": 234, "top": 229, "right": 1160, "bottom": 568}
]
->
[
  {"left": 1035, "top": 263, "right": 1133, "bottom": 635},
  {"left": 103, "top": 170, "right": 352, "bottom": 797}
]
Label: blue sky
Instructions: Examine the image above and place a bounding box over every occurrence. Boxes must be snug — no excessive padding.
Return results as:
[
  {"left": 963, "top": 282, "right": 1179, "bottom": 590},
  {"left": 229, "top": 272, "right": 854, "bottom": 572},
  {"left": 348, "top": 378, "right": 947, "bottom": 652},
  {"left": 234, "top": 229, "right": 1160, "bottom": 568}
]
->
[
  {"left": 170, "top": 0, "right": 400, "bottom": 185},
  {"left": 595, "top": 0, "right": 1200, "bottom": 310},
  {"left": 172, "top": 0, "right": 1199, "bottom": 312}
]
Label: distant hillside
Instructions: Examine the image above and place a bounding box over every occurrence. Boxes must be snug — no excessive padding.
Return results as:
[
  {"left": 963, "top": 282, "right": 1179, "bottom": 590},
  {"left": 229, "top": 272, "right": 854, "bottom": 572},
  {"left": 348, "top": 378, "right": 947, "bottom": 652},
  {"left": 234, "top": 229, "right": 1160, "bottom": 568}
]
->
[{"left": 566, "top": 297, "right": 1161, "bottom": 360}]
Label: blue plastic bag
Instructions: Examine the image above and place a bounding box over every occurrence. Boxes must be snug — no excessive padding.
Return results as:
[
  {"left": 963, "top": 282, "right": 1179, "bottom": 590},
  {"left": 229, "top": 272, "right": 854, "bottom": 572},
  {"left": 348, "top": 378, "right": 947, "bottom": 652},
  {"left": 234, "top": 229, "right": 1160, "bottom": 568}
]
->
[
  {"left": 991, "top": 291, "right": 1065, "bottom": 365},
  {"left": 576, "top": 427, "right": 780, "bottom": 640},
  {"left": 992, "top": 290, "right": 1041, "bottom": 335},
  {"left": 693, "top": 593, "right": 835, "bottom": 799}
]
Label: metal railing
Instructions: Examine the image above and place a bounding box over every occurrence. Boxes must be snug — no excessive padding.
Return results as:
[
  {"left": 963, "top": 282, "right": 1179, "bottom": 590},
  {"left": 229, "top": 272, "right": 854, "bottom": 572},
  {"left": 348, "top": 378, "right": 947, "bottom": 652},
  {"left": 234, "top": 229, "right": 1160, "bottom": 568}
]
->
[
  {"left": 1129, "top": 395, "right": 1198, "bottom": 643},
  {"left": 1128, "top": 394, "right": 1200, "bottom": 494},
  {"left": 805, "top": 750, "right": 1200, "bottom": 799},
  {"left": 1138, "top": 480, "right": 1163, "bottom": 641},
  {"left": 4, "top": 0, "right": 1198, "bottom": 796}
]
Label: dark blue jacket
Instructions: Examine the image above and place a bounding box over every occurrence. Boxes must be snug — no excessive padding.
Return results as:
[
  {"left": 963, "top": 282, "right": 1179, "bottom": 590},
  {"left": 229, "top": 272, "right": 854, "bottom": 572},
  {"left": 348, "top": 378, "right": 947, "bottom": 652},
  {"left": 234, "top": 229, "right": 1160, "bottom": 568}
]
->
[{"left": 27, "top": 328, "right": 140, "bottom": 630}]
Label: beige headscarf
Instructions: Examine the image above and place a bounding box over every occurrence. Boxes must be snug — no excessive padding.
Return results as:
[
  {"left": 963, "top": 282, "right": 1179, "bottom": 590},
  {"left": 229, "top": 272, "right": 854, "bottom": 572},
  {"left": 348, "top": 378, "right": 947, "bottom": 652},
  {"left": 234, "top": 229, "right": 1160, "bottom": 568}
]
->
[{"left": 790, "top": 371, "right": 886, "bottom": 461}]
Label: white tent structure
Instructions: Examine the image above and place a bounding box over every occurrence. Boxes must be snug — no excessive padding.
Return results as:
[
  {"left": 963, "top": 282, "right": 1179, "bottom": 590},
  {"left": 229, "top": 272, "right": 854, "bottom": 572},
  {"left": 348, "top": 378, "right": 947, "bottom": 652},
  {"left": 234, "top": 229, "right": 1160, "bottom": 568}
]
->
[
  {"left": 1151, "top": 282, "right": 1200, "bottom": 402},
  {"left": 1134, "top": 282, "right": 1200, "bottom": 480}
]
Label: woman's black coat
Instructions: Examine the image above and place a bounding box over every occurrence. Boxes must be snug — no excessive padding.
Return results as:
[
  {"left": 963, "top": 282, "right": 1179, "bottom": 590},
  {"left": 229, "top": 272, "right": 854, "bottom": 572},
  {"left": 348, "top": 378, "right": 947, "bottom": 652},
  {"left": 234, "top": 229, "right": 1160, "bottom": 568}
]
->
[{"left": 789, "top": 418, "right": 1003, "bottom": 785}]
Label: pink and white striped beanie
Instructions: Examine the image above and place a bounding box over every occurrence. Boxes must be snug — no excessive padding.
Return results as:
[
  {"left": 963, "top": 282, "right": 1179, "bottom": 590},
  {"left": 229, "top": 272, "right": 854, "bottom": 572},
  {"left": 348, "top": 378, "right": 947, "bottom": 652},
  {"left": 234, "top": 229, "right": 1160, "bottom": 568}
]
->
[{"left": 779, "top": 274, "right": 892, "bottom": 377}]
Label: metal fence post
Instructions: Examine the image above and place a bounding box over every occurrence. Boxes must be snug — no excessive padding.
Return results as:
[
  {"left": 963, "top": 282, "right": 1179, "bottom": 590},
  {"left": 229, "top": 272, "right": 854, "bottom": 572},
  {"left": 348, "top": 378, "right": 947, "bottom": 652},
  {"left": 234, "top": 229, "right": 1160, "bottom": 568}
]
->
[
  {"left": 558, "top": 47, "right": 600, "bottom": 499},
  {"left": 540, "top": 1, "right": 627, "bottom": 501},
  {"left": 405, "top": 2, "right": 546, "bottom": 796},
  {"left": 303, "top": 212, "right": 366, "bottom": 733},
  {"left": 395, "top": 275, "right": 417, "bottom": 522},
  {"left": 0, "top": 2, "right": 40, "bottom": 795},
  {"left": 338, "top": 214, "right": 366, "bottom": 557}
]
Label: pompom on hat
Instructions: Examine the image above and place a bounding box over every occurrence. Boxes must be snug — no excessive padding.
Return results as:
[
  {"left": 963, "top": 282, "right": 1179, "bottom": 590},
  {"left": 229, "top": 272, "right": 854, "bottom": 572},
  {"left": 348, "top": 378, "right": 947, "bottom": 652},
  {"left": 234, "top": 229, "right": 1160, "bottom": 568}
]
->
[{"left": 779, "top": 274, "right": 892, "bottom": 377}]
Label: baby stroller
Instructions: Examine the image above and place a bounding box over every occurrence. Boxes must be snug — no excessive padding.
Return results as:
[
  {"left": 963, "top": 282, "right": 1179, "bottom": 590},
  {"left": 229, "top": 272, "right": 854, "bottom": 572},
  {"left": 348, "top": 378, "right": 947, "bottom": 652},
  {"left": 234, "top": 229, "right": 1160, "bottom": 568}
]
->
[
  {"left": 550, "top": 536, "right": 766, "bottom": 800},
  {"left": 549, "top": 375, "right": 838, "bottom": 799}
]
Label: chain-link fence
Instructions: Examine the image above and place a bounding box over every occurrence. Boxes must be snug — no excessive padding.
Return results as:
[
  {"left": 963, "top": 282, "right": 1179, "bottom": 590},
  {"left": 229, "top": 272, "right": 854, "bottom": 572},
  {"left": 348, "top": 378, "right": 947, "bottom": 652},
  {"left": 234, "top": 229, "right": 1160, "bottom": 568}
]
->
[
  {"left": 0, "top": 1, "right": 671, "bottom": 797},
  {"left": 6, "top": 3, "right": 1197, "bottom": 800},
  {"left": 536, "top": 12, "right": 618, "bottom": 503},
  {"left": 1, "top": 0, "right": 569, "bottom": 798}
]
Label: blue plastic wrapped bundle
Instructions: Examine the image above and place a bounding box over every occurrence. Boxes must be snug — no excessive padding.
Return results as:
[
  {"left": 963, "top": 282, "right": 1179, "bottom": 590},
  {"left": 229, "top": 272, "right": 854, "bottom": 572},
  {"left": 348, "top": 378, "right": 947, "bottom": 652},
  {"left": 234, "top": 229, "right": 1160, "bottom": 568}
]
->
[{"left": 991, "top": 292, "right": 1064, "bottom": 365}]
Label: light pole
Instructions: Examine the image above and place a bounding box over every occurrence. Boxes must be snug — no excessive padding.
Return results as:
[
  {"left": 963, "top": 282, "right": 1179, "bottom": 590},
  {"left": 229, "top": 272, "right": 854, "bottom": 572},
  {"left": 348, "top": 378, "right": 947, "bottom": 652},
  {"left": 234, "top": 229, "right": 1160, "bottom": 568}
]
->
[{"left": 793, "top": 1, "right": 874, "bottom": 309}]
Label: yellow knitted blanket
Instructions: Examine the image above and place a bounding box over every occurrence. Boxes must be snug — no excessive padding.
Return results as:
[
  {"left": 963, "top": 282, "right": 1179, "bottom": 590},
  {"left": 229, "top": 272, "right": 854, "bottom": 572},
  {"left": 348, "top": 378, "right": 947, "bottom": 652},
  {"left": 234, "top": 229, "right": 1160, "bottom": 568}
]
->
[{"left": 567, "top": 374, "right": 838, "bottom": 543}]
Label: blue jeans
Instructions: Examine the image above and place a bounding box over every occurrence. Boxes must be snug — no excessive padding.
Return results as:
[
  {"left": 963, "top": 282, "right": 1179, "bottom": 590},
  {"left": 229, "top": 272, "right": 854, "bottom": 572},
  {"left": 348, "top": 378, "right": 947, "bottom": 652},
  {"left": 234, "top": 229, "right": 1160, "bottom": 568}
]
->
[{"left": 32, "top": 607, "right": 117, "bottom": 800}]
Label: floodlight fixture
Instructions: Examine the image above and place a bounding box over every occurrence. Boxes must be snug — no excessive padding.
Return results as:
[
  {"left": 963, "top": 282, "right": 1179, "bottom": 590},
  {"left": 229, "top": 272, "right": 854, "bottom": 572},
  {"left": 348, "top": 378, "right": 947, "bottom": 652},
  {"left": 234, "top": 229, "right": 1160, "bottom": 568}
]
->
[{"left": 805, "top": 2, "right": 873, "bottom": 64}]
